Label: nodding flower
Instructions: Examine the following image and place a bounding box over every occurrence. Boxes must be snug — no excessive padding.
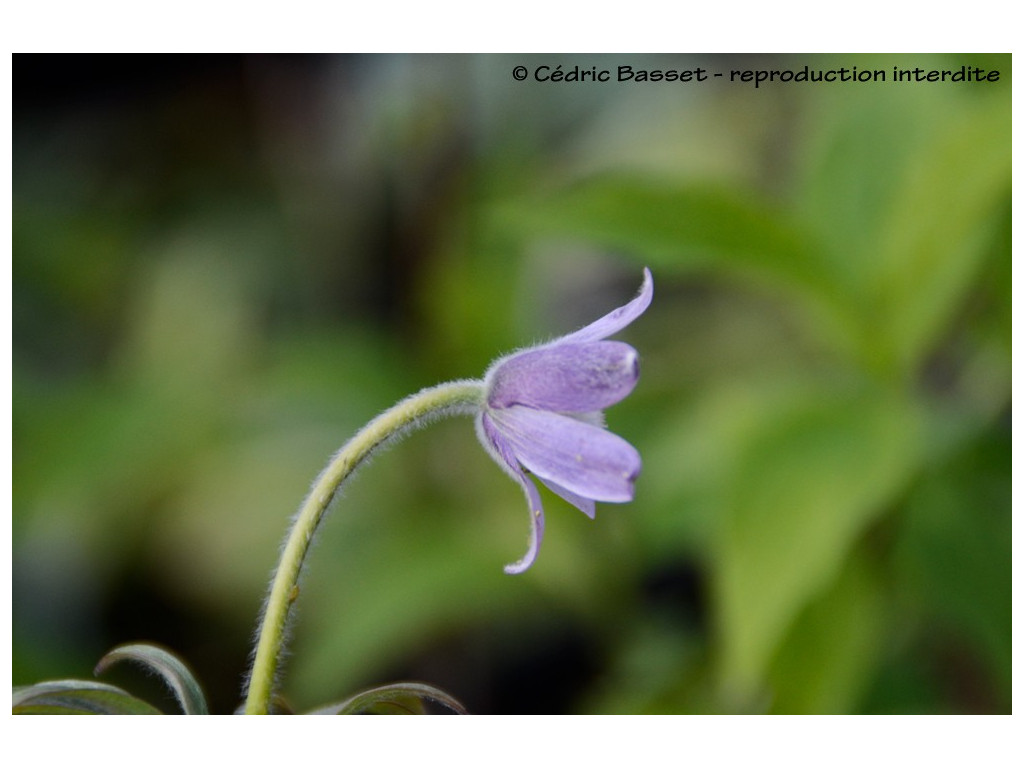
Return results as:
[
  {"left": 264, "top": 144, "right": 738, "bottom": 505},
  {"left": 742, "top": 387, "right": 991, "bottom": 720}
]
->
[{"left": 475, "top": 268, "right": 653, "bottom": 573}]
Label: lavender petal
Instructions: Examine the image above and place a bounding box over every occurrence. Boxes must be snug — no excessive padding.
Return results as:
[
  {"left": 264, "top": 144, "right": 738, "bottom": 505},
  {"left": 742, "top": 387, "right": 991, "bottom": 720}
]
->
[
  {"left": 487, "top": 341, "right": 639, "bottom": 412},
  {"left": 476, "top": 414, "right": 547, "bottom": 574},
  {"left": 502, "top": 484, "right": 545, "bottom": 575},
  {"left": 538, "top": 477, "right": 597, "bottom": 519},
  {"left": 489, "top": 405, "right": 641, "bottom": 502},
  {"left": 555, "top": 267, "right": 653, "bottom": 345}
]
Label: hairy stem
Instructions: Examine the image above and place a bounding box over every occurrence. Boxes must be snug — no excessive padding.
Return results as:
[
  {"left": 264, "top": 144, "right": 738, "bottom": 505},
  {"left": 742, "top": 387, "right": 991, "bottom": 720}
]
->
[{"left": 243, "top": 380, "right": 484, "bottom": 714}]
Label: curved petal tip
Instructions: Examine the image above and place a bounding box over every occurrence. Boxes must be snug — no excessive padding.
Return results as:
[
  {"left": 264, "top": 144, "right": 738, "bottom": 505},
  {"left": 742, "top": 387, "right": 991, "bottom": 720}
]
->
[
  {"left": 503, "top": 503, "right": 545, "bottom": 575},
  {"left": 559, "top": 267, "right": 653, "bottom": 345}
]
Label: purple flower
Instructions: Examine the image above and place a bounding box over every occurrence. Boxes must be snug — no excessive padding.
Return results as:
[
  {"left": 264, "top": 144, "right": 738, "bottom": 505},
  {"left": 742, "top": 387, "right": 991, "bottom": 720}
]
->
[{"left": 476, "top": 268, "right": 653, "bottom": 573}]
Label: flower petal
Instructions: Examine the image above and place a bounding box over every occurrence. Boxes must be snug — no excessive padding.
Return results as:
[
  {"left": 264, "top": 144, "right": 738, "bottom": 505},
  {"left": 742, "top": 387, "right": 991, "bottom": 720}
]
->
[
  {"left": 476, "top": 414, "right": 547, "bottom": 574},
  {"left": 555, "top": 267, "right": 653, "bottom": 345},
  {"left": 487, "top": 341, "right": 639, "bottom": 412},
  {"left": 489, "top": 406, "right": 640, "bottom": 502},
  {"left": 538, "top": 477, "right": 596, "bottom": 519}
]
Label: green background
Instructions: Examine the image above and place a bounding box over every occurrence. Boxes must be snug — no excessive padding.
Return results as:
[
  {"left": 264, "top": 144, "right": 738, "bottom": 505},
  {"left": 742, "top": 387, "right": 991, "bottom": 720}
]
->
[{"left": 13, "top": 53, "right": 1010, "bottom": 714}]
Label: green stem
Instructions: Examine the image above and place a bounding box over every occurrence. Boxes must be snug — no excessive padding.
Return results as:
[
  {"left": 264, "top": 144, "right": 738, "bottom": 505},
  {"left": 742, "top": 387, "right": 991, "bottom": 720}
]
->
[{"left": 243, "top": 380, "right": 485, "bottom": 714}]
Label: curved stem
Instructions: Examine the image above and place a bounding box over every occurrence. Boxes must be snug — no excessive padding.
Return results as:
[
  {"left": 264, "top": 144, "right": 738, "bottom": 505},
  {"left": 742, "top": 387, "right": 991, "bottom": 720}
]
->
[{"left": 243, "top": 380, "right": 484, "bottom": 714}]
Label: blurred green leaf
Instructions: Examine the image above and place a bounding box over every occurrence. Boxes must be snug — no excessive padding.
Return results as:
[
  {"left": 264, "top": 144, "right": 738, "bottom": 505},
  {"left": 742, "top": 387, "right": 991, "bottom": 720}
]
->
[
  {"left": 286, "top": 493, "right": 523, "bottom": 709},
  {"left": 714, "top": 380, "right": 920, "bottom": 696},
  {"left": 95, "top": 643, "right": 209, "bottom": 715},
  {"left": 793, "top": 62, "right": 1010, "bottom": 376},
  {"left": 894, "top": 427, "right": 1011, "bottom": 708},
  {"left": 309, "top": 681, "right": 468, "bottom": 715},
  {"left": 767, "top": 546, "right": 885, "bottom": 713},
  {"left": 117, "top": 239, "right": 260, "bottom": 395},
  {"left": 794, "top": 69, "right": 929, "bottom": 280},
  {"left": 499, "top": 178, "right": 852, "bottom": 323},
  {"left": 578, "top": 618, "right": 713, "bottom": 714},
  {"left": 419, "top": 247, "right": 531, "bottom": 376},
  {"left": 13, "top": 680, "right": 163, "bottom": 715},
  {"left": 13, "top": 196, "right": 137, "bottom": 327},
  {"left": 871, "top": 96, "right": 1009, "bottom": 375}
]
